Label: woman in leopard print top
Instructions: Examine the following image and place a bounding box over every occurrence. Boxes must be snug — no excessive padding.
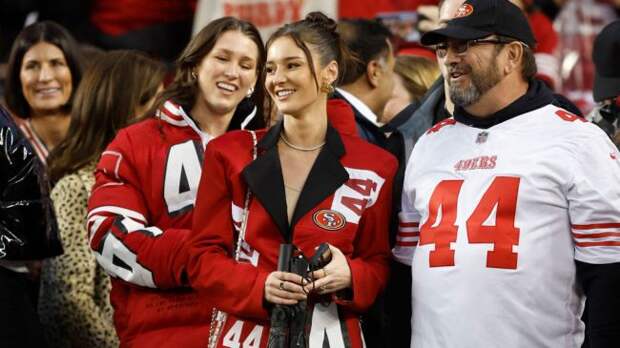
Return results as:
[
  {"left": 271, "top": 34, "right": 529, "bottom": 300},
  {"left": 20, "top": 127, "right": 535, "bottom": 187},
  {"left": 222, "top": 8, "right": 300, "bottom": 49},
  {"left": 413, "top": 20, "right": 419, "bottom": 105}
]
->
[
  {"left": 40, "top": 161, "right": 118, "bottom": 347},
  {"left": 38, "top": 50, "right": 165, "bottom": 347}
]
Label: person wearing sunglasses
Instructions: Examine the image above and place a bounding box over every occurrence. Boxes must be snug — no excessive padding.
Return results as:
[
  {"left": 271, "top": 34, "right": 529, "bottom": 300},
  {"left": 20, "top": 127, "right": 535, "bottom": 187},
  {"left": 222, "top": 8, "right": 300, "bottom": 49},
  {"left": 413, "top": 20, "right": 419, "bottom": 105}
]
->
[{"left": 394, "top": 0, "right": 620, "bottom": 347}]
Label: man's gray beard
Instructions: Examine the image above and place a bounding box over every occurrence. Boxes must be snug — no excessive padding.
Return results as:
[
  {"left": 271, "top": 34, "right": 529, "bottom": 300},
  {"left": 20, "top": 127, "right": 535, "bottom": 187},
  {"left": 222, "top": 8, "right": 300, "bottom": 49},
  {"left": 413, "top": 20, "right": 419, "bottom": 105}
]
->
[
  {"left": 448, "top": 58, "right": 503, "bottom": 107},
  {"left": 449, "top": 82, "right": 481, "bottom": 107}
]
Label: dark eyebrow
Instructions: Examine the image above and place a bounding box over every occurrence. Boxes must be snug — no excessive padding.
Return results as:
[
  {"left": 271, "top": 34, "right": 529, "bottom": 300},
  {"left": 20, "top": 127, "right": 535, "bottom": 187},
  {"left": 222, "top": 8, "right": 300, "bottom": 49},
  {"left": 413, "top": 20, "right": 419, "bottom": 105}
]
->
[
  {"left": 265, "top": 56, "right": 304, "bottom": 64},
  {"left": 24, "top": 54, "right": 66, "bottom": 63},
  {"left": 213, "top": 48, "right": 256, "bottom": 62}
]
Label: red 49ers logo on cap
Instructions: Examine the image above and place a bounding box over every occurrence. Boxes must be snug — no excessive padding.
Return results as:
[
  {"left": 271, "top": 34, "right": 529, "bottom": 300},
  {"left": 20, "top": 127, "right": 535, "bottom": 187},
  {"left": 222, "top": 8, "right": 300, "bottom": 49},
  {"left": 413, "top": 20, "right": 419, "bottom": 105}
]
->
[
  {"left": 455, "top": 4, "right": 474, "bottom": 18},
  {"left": 313, "top": 209, "right": 346, "bottom": 231}
]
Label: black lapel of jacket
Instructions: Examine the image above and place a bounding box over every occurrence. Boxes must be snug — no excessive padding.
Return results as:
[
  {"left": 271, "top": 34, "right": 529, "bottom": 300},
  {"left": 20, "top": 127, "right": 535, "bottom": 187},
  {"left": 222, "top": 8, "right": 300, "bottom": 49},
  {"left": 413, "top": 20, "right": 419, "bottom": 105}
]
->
[
  {"left": 241, "top": 122, "right": 289, "bottom": 239},
  {"left": 290, "top": 124, "right": 350, "bottom": 228}
]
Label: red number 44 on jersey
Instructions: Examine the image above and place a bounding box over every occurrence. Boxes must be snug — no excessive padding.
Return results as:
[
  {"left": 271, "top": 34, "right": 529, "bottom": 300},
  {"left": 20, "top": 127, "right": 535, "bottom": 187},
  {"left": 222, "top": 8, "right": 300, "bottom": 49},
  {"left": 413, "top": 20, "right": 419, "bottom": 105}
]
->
[{"left": 419, "top": 176, "right": 521, "bottom": 269}]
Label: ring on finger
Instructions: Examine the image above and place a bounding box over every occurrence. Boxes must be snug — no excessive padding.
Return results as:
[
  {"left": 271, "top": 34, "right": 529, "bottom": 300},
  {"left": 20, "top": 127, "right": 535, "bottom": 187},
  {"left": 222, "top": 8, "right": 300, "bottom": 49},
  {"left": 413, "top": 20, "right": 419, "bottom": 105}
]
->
[
  {"left": 279, "top": 281, "right": 285, "bottom": 290},
  {"left": 323, "top": 268, "right": 328, "bottom": 277}
]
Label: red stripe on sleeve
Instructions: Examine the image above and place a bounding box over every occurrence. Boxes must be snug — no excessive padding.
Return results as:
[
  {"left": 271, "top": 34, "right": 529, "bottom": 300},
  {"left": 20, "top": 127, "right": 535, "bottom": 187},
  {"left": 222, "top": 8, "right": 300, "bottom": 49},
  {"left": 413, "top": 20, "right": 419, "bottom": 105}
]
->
[
  {"left": 398, "top": 232, "right": 420, "bottom": 237},
  {"left": 572, "top": 223, "right": 620, "bottom": 230},
  {"left": 575, "top": 241, "right": 620, "bottom": 247},
  {"left": 573, "top": 232, "right": 620, "bottom": 239}
]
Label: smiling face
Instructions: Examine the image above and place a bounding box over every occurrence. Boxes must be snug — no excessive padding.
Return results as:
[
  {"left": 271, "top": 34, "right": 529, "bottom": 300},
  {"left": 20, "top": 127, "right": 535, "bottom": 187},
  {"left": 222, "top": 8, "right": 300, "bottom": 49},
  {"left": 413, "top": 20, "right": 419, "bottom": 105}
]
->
[
  {"left": 20, "top": 41, "right": 73, "bottom": 116},
  {"left": 444, "top": 38, "right": 505, "bottom": 107},
  {"left": 265, "top": 36, "right": 337, "bottom": 118},
  {"left": 194, "top": 30, "right": 259, "bottom": 117}
]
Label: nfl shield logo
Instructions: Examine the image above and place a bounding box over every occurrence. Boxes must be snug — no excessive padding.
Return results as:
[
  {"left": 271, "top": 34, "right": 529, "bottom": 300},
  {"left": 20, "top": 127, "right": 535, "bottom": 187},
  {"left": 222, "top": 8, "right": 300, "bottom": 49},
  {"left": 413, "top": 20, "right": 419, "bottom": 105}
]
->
[{"left": 476, "top": 131, "right": 489, "bottom": 144}]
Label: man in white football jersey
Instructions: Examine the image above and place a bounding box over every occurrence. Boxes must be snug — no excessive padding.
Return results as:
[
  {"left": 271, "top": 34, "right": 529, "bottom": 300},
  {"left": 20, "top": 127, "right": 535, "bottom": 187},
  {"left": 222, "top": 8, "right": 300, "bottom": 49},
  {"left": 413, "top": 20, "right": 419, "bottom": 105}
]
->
[{"left": 394, "top": 0, "right": 620, "bottom": 347}]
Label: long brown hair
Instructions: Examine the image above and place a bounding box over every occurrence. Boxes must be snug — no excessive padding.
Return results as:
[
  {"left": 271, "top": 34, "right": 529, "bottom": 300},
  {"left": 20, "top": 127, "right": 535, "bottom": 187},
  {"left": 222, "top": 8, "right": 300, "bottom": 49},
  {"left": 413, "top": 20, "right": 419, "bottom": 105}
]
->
[
  {"left": 148, "top": 17, "right": 267, "bottom": 127},
  {"left": 394, "top": 55, "right": 440, "bottom": 102},
  {"left": 48, "top": 50, "right": 165, "bottom": 183}
]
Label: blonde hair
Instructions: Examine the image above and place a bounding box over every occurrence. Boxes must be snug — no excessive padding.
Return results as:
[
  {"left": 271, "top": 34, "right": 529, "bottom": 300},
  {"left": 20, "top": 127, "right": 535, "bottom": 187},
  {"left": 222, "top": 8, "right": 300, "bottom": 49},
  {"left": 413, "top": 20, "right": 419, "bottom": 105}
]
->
[{"left": 395, "top": 55, "right": 440, "bottom": 102}]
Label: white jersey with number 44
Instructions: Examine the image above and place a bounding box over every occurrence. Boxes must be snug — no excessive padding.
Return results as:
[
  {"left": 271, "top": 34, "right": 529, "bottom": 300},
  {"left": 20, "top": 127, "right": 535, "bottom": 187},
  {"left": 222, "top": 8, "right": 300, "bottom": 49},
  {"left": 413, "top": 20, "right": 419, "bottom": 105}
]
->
[{"left": 394, "top": 104, "right": 620, "bottom": 348}]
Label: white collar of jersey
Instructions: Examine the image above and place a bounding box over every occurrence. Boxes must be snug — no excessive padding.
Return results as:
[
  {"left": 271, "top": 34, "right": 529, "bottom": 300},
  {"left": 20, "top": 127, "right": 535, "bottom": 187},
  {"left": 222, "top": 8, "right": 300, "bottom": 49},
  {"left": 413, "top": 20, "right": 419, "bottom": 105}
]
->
[
  {"left": 157, "top": 100, "right": 214, "bottom": 149},
  {"left": 336, "top": 87, "right": 382, "bottom": 127}
]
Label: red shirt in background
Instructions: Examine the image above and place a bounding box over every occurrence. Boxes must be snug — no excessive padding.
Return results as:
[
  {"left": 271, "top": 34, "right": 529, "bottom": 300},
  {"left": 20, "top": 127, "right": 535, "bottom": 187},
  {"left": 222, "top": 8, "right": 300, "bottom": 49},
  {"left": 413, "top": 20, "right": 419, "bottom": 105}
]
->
[
  {"left": 338, "top": 0, "right": 437, "bottom": 18},
  {"left": 91, "top": 0, "right": 197, "bottom": 35}
]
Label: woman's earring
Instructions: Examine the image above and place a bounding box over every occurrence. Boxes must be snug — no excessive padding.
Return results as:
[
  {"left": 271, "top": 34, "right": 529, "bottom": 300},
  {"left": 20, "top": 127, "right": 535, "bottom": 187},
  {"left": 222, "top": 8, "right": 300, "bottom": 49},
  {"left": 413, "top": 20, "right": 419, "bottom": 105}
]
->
[
  {"left": 320, "top": 81, "right": 334, "bottom": 94},
  {"left": 247, "top": 87, "right": 254, "bottom": 98},
  {"left": 191, "top": 71, "right": 198, "bottom": 81}
]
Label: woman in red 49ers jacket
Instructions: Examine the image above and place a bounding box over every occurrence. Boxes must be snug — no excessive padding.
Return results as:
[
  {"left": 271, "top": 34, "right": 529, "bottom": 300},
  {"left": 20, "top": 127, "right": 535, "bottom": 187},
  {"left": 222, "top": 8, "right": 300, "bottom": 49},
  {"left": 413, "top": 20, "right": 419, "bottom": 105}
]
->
[
  {"left": 188, "top": 12, "right": 397, "bottom": 348},
  {"left": 87, "top": 18, "right": 267, "bottom": 347}
]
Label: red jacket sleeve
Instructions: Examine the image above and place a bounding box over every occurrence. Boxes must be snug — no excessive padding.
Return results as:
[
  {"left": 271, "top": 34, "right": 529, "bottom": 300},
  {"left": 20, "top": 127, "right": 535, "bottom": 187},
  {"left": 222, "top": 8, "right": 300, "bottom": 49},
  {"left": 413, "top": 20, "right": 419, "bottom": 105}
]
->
[
  {"left": 87, "top": 129, "right": 190, "bottom": 289},
  {"left": 337, "top": 157, "right": 397, "bottom": 312},
  {"left": 187, "top": 142, "right": 270, "bottom": 320}
]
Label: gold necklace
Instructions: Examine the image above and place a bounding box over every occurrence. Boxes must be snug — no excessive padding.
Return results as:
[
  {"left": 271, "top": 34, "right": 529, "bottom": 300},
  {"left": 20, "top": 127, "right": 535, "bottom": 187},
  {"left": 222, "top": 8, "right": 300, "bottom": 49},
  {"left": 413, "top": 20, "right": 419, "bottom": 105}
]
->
[{"left": 279, "top": 133, "right": 325, "bottom": 152}]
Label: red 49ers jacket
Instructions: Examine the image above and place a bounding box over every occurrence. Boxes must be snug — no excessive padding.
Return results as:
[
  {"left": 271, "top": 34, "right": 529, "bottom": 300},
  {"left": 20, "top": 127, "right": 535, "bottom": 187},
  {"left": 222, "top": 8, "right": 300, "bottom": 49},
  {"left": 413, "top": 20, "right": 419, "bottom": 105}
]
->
[
  {"left": 87, "top": 100, "right": 255, "bottom": 347},
  {"left": 187, "top": 121, "right": 397, "bottom": 348}
]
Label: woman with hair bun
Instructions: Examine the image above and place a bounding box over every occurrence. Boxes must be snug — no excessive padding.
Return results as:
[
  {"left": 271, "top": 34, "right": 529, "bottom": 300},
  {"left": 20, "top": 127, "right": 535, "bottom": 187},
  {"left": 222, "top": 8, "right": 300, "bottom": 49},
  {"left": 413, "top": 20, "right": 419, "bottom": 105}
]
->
[{"left": 188, "top": 12, "right": 396, "bottom": 348}]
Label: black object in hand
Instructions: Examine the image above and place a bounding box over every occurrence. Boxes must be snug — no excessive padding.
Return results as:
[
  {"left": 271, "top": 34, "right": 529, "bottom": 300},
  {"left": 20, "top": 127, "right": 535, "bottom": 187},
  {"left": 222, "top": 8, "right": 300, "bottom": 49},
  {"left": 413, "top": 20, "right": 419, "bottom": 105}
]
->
[{"left": 267, "top": 243, "right": 331, "bottom": 348}]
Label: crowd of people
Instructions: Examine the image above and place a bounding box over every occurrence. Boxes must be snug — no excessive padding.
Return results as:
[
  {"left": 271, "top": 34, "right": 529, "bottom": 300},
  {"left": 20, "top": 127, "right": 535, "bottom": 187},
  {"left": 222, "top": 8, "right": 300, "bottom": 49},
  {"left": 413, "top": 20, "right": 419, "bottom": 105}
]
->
[{"left": 0, "top": 0, "right": 619, "bottom": 347}]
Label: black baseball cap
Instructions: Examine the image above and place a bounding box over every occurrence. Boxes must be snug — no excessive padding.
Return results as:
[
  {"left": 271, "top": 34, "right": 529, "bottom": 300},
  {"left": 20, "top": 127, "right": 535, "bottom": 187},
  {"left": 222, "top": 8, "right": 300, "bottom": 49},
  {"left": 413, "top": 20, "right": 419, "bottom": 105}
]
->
[
  {"left": 593, "top": 20, "right": 620, "bottom": 102},
  {"left": 421, "top": 0, "right": 536, "bottom": 48}
]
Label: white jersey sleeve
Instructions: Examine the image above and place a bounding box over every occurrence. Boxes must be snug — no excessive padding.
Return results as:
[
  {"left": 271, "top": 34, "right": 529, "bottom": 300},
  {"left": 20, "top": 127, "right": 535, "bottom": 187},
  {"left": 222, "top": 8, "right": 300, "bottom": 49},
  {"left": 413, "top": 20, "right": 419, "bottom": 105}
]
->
[
  {"left": 393, "top": 141, "right": 424, "bottom": 266},
  {"left": 568, "top": 126, "right": 620, "bottom": 264}
]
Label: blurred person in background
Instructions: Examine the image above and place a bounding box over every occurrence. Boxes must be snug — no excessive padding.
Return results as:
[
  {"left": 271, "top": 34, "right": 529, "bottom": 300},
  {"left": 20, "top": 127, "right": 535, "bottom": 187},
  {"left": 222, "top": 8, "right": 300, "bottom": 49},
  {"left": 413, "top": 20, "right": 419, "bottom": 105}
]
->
[
  {"left": 534, "top": 0, "right": 568, "bottom": 19},
  {"left": 510, "top": 0, "right": 561, "bottom": 89},
  {"left": 38, "top": 50, "right": 166, "bottom": 348},
  {"left": 382, "top": 55, "right": 440, "bottom": 124},
  {"left": 0, "top": 0, "right": 196, "bottom": 70},
  {"left": 5, "top": 21, "right": 84, "bottom": 164},
  {"left": 90, "top": 0, "right": 197, "bottom": 62},
  {"left": 554, "top": 0, "right": 618, "bottom": 114},
  {"left": 589, "top": 20, "right": 620, "bottom": 150},
  {"left": 534, "top": 0, "right": 620, "bottom": 21},
  {"left": 86, "top": 17, "right": 266, "bottom": 347},
  {"left": 334, "top": 17, "right": 400, "bottom": 348},
  {"left": 335, "top": 18, "right": 395, "bottom": 146},
  {"left": 0, "top": 104, "right": 62, "bottom": 348}
]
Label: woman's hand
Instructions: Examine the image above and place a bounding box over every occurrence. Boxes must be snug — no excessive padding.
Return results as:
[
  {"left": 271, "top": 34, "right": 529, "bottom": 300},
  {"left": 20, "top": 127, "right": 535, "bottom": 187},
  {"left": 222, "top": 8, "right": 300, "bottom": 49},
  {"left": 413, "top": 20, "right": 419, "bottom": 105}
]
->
[
  {"left": 305, "top": 244, "right": 351, "bottom": 295},
  {"left": 264, "top": 271, "right": 307, "bottom": 305}
]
